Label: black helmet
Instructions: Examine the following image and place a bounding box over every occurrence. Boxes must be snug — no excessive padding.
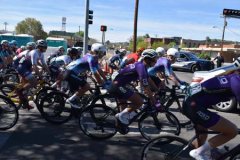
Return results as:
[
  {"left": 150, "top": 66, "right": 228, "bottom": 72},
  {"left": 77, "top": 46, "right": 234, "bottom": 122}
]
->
[
  {"left": 68, "top": 48, "right": 78, "bottom": 56},
  {"left": 36, "top": 39, "right": 47, "bottom": 48}
]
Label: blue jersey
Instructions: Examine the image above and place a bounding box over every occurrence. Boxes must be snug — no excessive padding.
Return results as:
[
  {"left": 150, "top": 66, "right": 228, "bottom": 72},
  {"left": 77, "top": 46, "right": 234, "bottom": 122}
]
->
[
  {"left": 148, "top": 57, "right": 173, "bottom": 76},
  {"left": 108, "top": 54, "right": 123, "bottom": 69},
  {"left": 66, "top": 53, "right": 99, "bottom": 75},
  {"left": 114, "top": 61, "right": 149, "bottom": 86}
]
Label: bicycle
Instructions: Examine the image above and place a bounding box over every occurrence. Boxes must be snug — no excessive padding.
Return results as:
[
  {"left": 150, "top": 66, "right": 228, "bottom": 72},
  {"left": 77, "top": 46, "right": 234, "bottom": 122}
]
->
[
  {"left": 0, "top": 94, "right": 19, "bottom": 130},
  {"left": 0, "top": 76, "right": 53, "bottom": 110},
  {"left": 158, "top": 85, "right": 191, "bottom": 127},
  {"left": 141, "top": 124, "right": 240, "bottom": 160},
  {"left": 78, "top": 92, "right": 181, "bottom": 140},
  {"left": 38, "top": 75, "right": 111, "bottom": 124}
]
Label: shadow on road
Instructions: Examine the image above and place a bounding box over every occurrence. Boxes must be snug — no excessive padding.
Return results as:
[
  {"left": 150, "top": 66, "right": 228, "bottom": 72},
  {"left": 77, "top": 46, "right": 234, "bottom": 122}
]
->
[{"left": 0, "top": 111, "right": 146, "bottom": 160}]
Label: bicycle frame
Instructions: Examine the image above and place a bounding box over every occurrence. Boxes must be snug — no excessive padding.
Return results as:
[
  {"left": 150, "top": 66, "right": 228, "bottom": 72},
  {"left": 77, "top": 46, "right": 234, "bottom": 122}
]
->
[{"left": 8, "top": 79, "right": 48, "bottom": 104}]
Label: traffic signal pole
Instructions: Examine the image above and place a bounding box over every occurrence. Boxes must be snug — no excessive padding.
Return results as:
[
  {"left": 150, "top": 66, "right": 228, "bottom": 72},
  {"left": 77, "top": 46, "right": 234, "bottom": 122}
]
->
[
  {"left": 83, "top": 0, "right": 90, "bottom": 55},
  {"left": 220, "top": 16, "right": 227, "bottom": 55}
]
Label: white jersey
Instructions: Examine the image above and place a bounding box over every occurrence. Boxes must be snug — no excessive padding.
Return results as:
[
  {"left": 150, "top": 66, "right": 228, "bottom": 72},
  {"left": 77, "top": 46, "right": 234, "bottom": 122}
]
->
[
  {"left": 18, "top": 50, "right": 31, "bottom": 57},
  {"left": 29, "top": 49, "right": 46, "bottom": 65},
  {"left": 50, "top": 55, "right": 72, "bottom": 67}
]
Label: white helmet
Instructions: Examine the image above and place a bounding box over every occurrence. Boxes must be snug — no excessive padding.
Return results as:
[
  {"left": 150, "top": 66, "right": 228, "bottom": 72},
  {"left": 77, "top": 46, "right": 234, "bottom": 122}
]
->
[
  {"left": 167, "top": 48, "right": 178, "bottom": 56},
  {"left": 91, "top": 43, "right": 106, "bottom": 53},
  {"left": 141, "top": 49, "right": 158, "bottom": 59},
  {"left": 233, "top": 57, "right": 240, "bottom": 68},
  {"left": 156, "top": 47, "right": 165, "bottom": 56}
]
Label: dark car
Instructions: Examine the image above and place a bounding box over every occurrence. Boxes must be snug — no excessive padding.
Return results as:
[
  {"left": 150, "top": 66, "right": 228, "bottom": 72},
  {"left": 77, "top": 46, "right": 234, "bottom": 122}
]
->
[{"left": 171, "top": 51, "right": 214, "bottom": 72}]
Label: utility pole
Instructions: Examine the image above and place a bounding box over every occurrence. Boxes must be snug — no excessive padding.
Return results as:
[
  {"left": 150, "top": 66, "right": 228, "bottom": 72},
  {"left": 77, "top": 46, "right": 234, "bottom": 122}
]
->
[
  {"left": 83, "top": 0, "right": 90, "bottom": 54},
  {"left": 79, "top": 26, "right": 80, "bottom": 34},
  {"left": 3, "top": 22, "right": 8, "bottom": 31},
  {"left": 133, "top": 0, "right": 139, "bottom": 52},
  {"left": 220, "top": 16, "right": 227, "bottom": 55}
]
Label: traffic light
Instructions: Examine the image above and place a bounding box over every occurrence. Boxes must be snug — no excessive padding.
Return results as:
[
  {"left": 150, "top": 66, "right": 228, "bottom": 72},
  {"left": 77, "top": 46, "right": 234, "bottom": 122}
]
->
[
  {"left": 223, "top": 8, "right": 240, "bottom": 17},
  {"left": 88, "top": 10, "right": 93, "bottom": 24},
  {"left": 100, "top": 25, "right": 107, "bottom": 32}
]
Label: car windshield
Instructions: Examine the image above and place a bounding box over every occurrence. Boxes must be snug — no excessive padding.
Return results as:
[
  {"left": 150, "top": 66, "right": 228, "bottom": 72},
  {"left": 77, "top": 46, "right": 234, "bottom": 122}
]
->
[{"left": 184, "top": 52, "right": 198, "bottom": 59}]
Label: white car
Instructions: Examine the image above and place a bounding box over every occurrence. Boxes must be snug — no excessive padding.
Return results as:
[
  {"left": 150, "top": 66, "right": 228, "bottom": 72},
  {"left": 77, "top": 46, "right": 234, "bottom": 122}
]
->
[{"left": 191, "top": 63, "right": 239, "bottom": 112}]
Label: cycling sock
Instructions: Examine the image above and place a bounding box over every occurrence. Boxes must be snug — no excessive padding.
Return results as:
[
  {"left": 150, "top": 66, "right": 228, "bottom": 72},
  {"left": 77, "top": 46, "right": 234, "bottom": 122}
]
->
[{"left": 195, "top": 141, "right": 212, "bottom": 154}]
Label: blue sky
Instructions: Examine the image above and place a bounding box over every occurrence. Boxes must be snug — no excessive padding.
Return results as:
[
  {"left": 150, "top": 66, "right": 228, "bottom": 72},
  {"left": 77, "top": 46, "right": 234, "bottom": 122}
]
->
[{"left": 1, "top": 0, "right": 240, "bottom": 42}]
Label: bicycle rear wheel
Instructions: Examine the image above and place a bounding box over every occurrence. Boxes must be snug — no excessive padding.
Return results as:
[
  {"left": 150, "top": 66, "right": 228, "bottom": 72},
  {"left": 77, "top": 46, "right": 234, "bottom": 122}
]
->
[
  {"left": 79, "top": 104, "right": 117, "bottom": 140},
  {"left": 0, "top": 95, "right": 19, "bottom": 130},
  {"left": 141, "top": 135, "right": 194, "bottom": 160},
  {"left": 39, "top": 91, "right": 72, "bottom": 124},
  {"left": 138, "top": 111, "right": 181, "bottom": 140}
]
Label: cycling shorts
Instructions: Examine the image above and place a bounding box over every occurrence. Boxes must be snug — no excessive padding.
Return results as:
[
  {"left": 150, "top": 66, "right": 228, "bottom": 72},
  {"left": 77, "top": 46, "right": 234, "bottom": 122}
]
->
[
  {"left": 108, "top": 82, "right": 135, "bottom": 100},
  {"left": 65, "top": 70, "right": 87, "bottom": 92},
  {"left": 182, "top": 97, "right": 220, "bottom": 128}
]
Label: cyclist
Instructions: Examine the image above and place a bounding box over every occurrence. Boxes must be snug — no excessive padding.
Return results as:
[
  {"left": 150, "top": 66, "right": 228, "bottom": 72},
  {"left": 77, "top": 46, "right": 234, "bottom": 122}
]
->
[
  {"left": 182, "top": 58, "right": 240, "bottom": 160},
  {"left": 65, "top": 43, "right": 108, "bottom": 108},
  {"left": 49, "top": 47, "right": 79, "bottom": 89},
  {"left": 120, "top": 47, "right": 144, "bottom": 68},
  {"left": 108, "top": 49, "right": 158, "bottom": 132},
  {"left": 16, "top": 39, "right": 49, "bottom": 109},
  {"left": 46, "top": 46, "right": 65, "bottom": 65},
  {"left": 13, "top": 42, "right": 36, "bottom": 68},
  {"left": 155, "top": 47, "right": 165, "bottom": 57},
  {"left": 148, "top": 47, "right": 187, "bottom": 88},
  {"left": 108, "top": 48, "right": 127, "bottom": 71},
  {"left": 0, "top": 40, "right": 12, "bottom": 67}
]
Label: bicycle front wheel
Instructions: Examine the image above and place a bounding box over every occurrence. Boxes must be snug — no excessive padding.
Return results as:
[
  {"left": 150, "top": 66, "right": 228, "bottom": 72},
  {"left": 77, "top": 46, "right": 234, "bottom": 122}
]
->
[
  {"left": 79, "top": 104, "right": 117, "bottom": 140},
  {"left": 165, "top": 95, "right": 191, "bottom": 127},
  {"left": 39, "top": 91, "right": 72, "bottom": 124},
  {"left": 0, "top": 95, "right": 19, "bottom": 130},
  {"left": 138, "top": 111, "right": 181, "bottom": 140},
  {"left": 141, "top": 135, "right": 194, "bottom": 160}
]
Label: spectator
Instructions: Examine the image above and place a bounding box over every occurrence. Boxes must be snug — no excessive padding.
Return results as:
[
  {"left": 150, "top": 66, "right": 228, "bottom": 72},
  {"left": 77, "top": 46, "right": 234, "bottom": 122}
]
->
[{"left": 213, "top": 52, "right": 224, "bottom": 68}]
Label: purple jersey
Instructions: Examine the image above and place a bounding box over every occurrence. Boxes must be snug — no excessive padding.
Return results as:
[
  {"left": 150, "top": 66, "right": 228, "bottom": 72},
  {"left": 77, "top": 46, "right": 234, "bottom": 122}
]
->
[
  {"left": 191, "top": 73, "right": 240, "bottom": 106},
  {"left": 148, "top": 57, "right": 173, "bottom": 76},
  {"left": 114, "top": 61, "right": 149, "bottom": 86}
]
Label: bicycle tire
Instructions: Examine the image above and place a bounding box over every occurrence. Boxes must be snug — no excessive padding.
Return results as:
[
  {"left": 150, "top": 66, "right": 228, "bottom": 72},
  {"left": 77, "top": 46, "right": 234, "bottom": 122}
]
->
[
  {"left": 39, "top": 91, "right": 72, "bottom": 124},
  {"left": 165, "top": 95, "right": 191, "bottom": 127},
  {"left": 0, "top": 95, "right": 19, "bottom": 130},
  {"left": 79, "top": 104, "right": 117, "bottom": 140},
  {"left": 35, "top": 86, "right": 57, "bottom": 110},
  {"left": 141, "top": 135, "right": 195, "bottom": 160},
  {"left": 230, "top": 153, "right": 240, "bottom": 160},
  {"left": 3, "top": 73, "right": 20, "bottom": 84},
  {"left": 0, "top": 83, "right": 17, "bottom": 98},
  {"left": 138, "top": 111, "right": 181, "bottom": 140}
]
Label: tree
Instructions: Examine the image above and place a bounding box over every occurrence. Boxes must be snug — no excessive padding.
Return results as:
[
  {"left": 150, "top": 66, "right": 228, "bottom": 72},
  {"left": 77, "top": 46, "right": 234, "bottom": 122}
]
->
[
  {"left": 128, "top": 35, "right": 148, "bottom": 51},
  {"left": 205, "top": 36, "right": 211, "bottom": 46},
  {"left": 75, "top": 31, "right": 84, "bottom": 37},
  {"left": 151, "top": 41, "right": 165, "bottom": 49},
  {"left": 15, "top": 18, "right": 47, "bottom": 40}
]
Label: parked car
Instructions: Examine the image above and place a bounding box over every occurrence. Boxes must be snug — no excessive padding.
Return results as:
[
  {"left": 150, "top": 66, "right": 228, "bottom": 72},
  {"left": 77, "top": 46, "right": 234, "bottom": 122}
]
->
[
  {"left": 171, "top": 51, "right": 214, "bottom": 73},
  {"left": 191, "top": 64, "right": 239, "bottom": 112}
]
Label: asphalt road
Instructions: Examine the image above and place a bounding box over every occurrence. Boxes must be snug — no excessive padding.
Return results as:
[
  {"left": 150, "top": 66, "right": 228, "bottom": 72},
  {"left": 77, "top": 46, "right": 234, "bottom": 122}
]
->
[{"left": 0, "top": 71, "right": 239, "bottom": 160}]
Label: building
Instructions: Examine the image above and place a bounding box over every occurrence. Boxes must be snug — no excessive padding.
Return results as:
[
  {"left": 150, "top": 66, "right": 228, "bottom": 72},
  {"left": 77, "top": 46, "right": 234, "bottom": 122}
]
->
[
  {"left": 48, "top": 30, "right": 83, "bottom": 47},
  {"left": 183, "top": 43, "right": 240, "bottom": 63}
]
